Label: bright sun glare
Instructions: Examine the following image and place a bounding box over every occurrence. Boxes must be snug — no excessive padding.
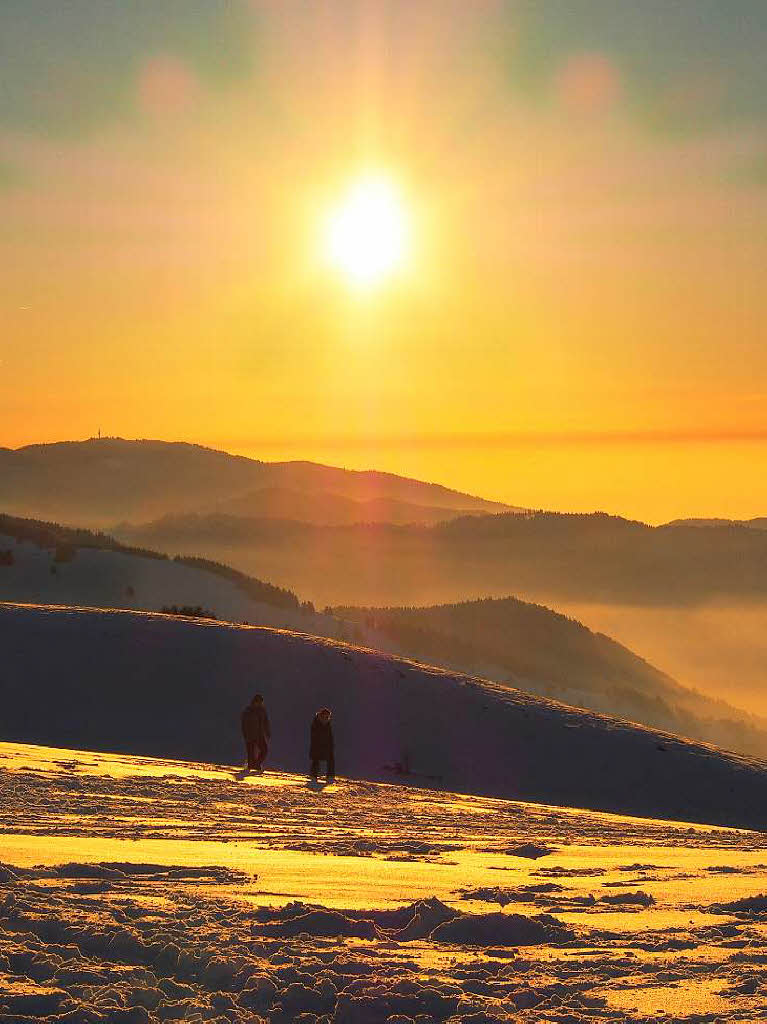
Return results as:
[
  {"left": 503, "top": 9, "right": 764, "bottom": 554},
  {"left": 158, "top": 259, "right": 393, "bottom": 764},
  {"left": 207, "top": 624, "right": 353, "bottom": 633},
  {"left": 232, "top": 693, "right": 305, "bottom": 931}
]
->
[{"left": 324, "top": 174, "right": 410, "bottom": 289}]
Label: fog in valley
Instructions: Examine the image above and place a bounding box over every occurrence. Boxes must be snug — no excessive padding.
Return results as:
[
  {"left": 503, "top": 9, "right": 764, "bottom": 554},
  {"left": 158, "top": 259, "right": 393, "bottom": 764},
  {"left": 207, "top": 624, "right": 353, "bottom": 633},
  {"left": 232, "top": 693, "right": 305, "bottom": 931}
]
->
[{"left": 555, "top": 599, "right": 767, "bottom": 717}]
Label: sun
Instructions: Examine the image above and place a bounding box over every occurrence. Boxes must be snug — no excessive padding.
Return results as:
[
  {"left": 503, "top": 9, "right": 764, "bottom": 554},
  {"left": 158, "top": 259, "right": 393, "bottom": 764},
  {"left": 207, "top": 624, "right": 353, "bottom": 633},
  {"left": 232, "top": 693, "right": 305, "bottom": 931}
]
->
[{"left": 323, "top": 174, "right": 410, "bottom": 289}]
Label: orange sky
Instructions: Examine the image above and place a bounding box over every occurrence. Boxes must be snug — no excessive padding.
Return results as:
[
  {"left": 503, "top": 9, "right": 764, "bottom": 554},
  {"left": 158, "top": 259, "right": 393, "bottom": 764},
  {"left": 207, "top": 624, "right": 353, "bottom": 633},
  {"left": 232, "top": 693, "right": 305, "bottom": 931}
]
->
[{"left": 2, "top": 1, "right": 767, "bottom": 523}]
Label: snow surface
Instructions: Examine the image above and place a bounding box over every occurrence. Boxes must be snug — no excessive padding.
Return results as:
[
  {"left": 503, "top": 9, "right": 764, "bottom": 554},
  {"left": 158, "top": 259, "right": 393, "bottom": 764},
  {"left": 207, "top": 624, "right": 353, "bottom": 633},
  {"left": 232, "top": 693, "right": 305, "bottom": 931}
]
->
[
  {"left": 0, "top": 535, "right": 327, "bottom": 631},
  {"left": 2, "top": 742, "right": 767, "bottom": 1022},
  {"left": 3, "top": 602, "right": 767, "bottom": 830}
]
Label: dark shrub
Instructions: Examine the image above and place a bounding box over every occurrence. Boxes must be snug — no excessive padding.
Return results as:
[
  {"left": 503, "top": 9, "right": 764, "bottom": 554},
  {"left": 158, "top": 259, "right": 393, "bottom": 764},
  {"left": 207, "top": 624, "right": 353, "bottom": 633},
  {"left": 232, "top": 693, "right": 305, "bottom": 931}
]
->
[{"left": 160, "top": 605, "right": 217, "bottom": 620}]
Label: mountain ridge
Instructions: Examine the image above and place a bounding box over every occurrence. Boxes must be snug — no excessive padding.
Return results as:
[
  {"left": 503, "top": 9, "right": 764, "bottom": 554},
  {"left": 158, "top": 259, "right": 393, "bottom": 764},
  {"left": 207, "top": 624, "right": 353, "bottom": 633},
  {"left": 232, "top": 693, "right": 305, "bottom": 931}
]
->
[
  {"left": 0, "top": 438, "right": 515, "bottom": 526},
  {"left": 116, "top": 506, "right": 767, "bottom": 607}
]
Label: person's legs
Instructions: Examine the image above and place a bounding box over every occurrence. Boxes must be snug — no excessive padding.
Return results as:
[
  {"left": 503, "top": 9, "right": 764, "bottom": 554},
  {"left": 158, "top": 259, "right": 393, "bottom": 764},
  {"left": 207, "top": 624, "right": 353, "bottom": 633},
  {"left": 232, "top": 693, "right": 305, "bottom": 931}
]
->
[
  {"left": 256, "top": 737, "right": 268, "bottom": 771},
  {"left": 310, "top": 759, "right": 320, "bottom": 780},
  {"left": 246, "top": 741, "right": 257, "bottom": 770},
  {"left": 326, "top": 752, "right": 335, "bottom": 781}
]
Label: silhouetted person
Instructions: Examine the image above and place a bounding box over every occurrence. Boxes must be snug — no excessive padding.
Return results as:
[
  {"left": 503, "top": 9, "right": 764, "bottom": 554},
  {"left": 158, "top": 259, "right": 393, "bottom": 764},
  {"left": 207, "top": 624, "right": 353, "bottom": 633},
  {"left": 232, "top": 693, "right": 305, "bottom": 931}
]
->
[
  {"left": 310, "top": 707, "right": 335, "bottom": 782},
  {"left": 241, "top": 694, "right": 270, "bottom": 773}
]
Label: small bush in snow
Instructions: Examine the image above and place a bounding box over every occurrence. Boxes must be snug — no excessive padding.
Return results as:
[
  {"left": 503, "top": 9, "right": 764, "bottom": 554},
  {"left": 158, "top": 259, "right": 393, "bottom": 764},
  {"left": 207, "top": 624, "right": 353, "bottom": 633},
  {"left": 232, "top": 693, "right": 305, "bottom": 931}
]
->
[{"left": 160, "top": 605, "right": 217, "bottom": 621}]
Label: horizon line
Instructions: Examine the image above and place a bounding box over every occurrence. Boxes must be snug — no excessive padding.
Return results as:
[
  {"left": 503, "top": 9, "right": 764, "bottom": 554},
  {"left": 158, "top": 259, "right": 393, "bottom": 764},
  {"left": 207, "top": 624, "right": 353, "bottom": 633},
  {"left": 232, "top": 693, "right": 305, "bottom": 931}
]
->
[
  {"left": 6, "top": 428, "right": 767, "bottom": 453},
  {"left": 223, "top": 428, "right": 767, "bottom": 451}
]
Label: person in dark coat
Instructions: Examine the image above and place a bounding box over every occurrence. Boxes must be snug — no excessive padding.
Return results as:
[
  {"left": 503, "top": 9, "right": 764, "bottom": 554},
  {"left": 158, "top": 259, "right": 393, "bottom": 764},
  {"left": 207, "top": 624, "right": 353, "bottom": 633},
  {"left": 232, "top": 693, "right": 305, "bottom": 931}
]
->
[
  {"left": 241, "top": 694, "right": 270, "bottom": 772},
  {"left": 310, "top": 707, "right": 335, "bottom": 782}
]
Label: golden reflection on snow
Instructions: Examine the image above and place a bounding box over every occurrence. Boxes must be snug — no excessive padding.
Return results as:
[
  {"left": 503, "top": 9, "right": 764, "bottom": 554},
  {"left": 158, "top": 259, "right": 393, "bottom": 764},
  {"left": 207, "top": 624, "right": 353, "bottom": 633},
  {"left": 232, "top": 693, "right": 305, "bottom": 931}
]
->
[{"left": 3, "top": 741, "right": 767, "bottom": 1021}]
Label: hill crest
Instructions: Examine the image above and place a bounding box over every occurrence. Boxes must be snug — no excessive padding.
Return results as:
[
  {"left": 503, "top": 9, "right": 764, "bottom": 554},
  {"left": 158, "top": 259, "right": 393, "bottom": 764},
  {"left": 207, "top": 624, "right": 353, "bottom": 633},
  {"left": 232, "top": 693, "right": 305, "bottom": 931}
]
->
[
  {"left": 1, "top": 438, "right": 515, "bottom": 526},
  {"left": 3, "top": 601, "right": 767, "bottom": 831}
]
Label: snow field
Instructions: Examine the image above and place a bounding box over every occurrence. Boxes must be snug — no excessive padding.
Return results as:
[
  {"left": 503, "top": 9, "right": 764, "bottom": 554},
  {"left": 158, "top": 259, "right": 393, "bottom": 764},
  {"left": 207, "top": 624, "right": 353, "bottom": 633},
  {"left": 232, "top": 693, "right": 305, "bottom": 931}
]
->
[{"left": 2, "top": 744, "right": 767, "bottom": 1021}]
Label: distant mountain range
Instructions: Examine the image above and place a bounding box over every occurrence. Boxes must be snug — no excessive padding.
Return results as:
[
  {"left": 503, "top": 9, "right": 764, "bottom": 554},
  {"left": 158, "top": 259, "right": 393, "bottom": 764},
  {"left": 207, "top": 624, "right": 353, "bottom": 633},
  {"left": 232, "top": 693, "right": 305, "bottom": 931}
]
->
[
  {"left": 0, "top": 439, "right": 515, "bottom": 527},
  {"left": 200, "top": 486, "right": 495, "bottom": 526},
  {"left": 666, "top": 517, "right": 767, "bottom": 530},
  {"left": 117, "top": 508, "right": 767, "bottom": 608}
]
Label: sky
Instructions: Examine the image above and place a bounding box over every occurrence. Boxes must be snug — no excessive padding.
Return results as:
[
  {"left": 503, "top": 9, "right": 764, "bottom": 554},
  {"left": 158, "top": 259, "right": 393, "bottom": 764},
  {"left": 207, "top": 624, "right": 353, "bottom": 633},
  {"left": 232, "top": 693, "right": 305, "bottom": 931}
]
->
[{"left": 2, "top": 0, "right": 767, "bottom": 523}]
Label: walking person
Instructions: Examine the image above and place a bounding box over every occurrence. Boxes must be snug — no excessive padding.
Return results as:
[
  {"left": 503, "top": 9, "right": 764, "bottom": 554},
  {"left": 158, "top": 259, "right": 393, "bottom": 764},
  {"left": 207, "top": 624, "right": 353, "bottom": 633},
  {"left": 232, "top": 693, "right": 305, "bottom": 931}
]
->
[
  {"left": 241, "top": 694, "right": 270, "bottom": 773},
  {"left": 310, "top": 707, "right": 335, "bottom": 783}
]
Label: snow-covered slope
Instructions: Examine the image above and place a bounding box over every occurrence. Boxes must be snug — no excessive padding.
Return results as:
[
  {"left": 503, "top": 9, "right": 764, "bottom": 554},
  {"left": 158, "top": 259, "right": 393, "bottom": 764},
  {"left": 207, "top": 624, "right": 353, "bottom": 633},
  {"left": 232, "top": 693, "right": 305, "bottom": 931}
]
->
[
  {"left": 336, "top": 596, "right": 767, "bottom": 758},
  {"left": 3, "top": 742, "right": 767, "bottom": 1022},
  {"left": 0, "top": 532, "right": 324, "bottom": 632},
  {"left": 3, "top": 602, "right": 767, "bottom": 830}
]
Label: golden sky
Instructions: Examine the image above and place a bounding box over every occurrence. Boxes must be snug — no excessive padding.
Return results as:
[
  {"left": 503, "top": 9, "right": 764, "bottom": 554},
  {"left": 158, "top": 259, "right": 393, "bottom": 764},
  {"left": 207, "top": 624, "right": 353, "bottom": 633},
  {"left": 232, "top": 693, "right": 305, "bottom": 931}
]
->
[{"left": 2, "top": 1, "right": 767, "bottom": 522}]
